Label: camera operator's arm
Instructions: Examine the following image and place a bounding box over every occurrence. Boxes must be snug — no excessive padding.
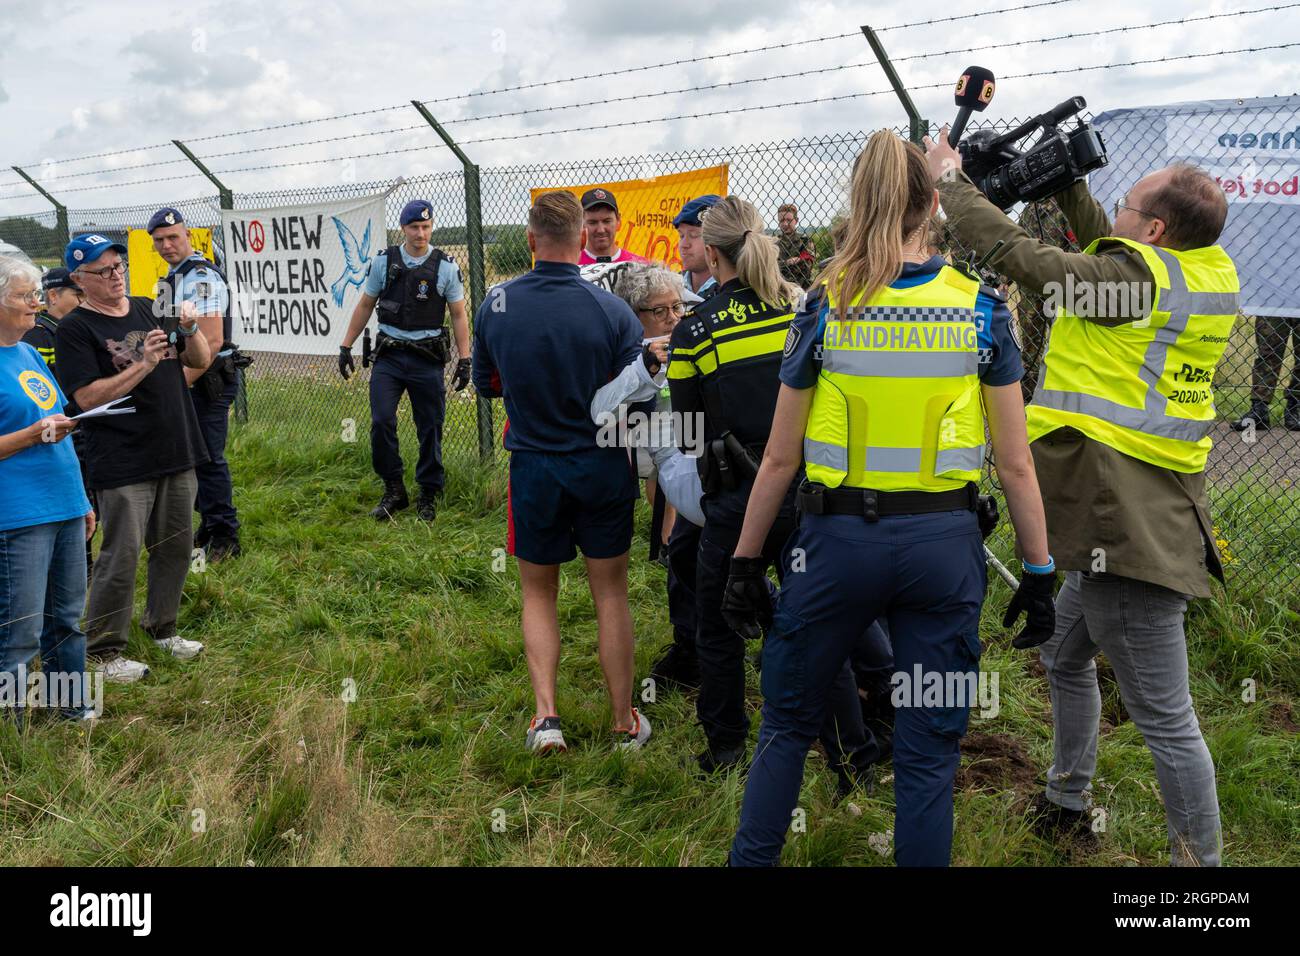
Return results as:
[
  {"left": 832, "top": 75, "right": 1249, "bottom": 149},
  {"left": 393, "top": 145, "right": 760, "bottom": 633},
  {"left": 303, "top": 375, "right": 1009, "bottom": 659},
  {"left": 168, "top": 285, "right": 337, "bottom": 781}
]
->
[
  {"left": 925, "top": 130, "right": 1152, "bottom": 327},
  {"left": 1054, "top": 180, "right": 1111, "bottom": 251}
]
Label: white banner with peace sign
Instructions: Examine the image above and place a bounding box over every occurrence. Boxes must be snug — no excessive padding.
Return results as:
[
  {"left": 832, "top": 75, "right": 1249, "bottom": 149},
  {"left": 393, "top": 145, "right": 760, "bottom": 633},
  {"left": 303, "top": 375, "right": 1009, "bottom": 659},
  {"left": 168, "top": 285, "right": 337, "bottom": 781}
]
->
[{"left": 222, "top": 193, "right": 387, "bottom": 354}]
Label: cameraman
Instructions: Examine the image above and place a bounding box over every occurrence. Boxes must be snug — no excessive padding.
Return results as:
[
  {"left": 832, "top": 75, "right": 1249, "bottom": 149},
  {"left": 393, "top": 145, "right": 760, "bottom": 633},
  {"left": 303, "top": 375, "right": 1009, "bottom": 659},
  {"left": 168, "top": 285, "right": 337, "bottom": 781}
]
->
[{"left": 925, "top": 128, "right": 1238, "bottom": 867}]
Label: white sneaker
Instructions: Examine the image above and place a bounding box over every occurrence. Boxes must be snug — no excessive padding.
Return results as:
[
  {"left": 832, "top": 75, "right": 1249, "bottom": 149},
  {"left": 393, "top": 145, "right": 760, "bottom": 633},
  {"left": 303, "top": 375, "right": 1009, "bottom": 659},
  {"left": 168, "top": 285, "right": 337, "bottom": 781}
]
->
[
  {"left": 98, "top": 656, "right": 150, "bottom": 683},
  {"left": 154, "top": 636, "right": 205, "bottom": 660},
  {"left": 525, "top": 715, "right": 567, "bottom": 753},
  {"left": 614, "top": 708, "right": 651, "bottom": 751}
]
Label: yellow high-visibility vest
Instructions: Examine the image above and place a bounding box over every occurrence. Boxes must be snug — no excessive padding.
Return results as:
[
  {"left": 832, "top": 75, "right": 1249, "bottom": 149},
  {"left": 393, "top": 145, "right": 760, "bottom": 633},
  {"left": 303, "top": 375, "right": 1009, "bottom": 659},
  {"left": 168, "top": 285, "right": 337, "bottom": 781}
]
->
[
  {"left": 1026, "top": 239, "right": 1239, "bottom": 473},
  {"left": 804, "top": 265, "right": 985, "bottom": 492}
]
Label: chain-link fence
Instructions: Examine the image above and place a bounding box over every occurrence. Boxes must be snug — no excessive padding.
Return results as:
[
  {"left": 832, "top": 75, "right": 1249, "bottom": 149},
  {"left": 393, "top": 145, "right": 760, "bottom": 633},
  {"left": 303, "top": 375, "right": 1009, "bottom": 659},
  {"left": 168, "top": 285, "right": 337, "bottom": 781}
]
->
[{"left": 1, "top": 110, "right": 1295, "bottom": 599}]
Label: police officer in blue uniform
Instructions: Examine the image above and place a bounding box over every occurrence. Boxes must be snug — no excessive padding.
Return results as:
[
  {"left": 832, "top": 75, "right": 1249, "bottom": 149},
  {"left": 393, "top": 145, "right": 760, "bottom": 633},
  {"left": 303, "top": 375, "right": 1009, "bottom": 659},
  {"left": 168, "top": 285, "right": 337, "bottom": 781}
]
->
[
  {"left": 721, "top": 132, "right": 1057, "bottom": 866},
  {"left": 150, "top": 207, "right": 244, "bottom": 560},
  {"left": 338, "top": 200, "right": 472, "bottom": 521},
  {"left": 667, "top": 195, "right": 881, "bottom": 789}
]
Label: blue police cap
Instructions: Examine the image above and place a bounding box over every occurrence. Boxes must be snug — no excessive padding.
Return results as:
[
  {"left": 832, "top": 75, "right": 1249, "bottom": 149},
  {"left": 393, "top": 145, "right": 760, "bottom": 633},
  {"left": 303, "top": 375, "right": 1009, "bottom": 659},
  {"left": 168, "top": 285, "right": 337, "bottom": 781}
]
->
[
  {"left": 400, "top": 200, "right": 434, "bottom": 226},
  {"left": 64, "top": 234, "right": 128, "bottom": 272},
  {"left": 147, "top": 207, "right": 185, "bottom": 234},
  {"left": 672, "top": 194, "right": 721, "bottom": 228}
]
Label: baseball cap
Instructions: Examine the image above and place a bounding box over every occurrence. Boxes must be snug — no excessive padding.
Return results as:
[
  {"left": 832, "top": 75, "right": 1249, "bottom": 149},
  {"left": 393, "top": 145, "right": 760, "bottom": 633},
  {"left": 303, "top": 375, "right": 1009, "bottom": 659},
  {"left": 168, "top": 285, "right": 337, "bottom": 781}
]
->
[
  {"left": 41, "top": 267, "right": 80, "bottom": 292},
  {"left": 146, "top": 207, "right": 185, "bottom": 234},
  {"left": 580, "top": 188, "right": 618, "bottom": 214},
  {"left": 673, "top": 194, "right": 721, "bottom": 228},
  {"left": 64, "top": 234, "right": 127, "bottom": 272},
  {"left": 400, "top": 200, "right": 434, "bottom": 225}
]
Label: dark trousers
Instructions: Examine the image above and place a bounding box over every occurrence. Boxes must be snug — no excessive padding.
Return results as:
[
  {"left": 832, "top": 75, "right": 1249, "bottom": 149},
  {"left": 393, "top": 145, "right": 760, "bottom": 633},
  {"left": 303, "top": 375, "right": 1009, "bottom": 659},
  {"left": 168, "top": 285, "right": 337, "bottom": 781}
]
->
[
  {"left": 369, "top": 349, "right": 446, "bottom": 493},
  {"left": 190, "top": 379, "right": 239, "bottom": 540},
  {"left": 666, "top": 515, "right": 700, "bottom": 658},
  {"left": 694, "top": 484, "right": 878, "bottom": 780},
  {"left": 1250, "top": 315, "right": 1300, "bottom": 410},
  {"left": 730, "top": 509, "right": 986, "bottom": 867}
]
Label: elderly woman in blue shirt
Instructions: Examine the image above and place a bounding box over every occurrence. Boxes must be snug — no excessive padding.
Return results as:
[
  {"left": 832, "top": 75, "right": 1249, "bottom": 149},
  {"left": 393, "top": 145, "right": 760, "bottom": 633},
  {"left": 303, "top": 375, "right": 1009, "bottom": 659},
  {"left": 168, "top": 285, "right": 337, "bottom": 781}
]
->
[{"left": 0, "top": 255, "right": 95, "bottom": 721}]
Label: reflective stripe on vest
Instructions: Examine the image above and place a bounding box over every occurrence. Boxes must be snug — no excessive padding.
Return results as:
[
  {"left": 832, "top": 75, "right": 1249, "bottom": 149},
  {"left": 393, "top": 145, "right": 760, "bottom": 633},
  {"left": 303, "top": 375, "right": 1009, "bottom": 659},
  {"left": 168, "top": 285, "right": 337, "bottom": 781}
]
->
[
  {"left": 803, "top": 266, "right": 986, "bottom": 492},
  {"left": 1027, "top": 241, "right": 1240, "bottom": 472}
]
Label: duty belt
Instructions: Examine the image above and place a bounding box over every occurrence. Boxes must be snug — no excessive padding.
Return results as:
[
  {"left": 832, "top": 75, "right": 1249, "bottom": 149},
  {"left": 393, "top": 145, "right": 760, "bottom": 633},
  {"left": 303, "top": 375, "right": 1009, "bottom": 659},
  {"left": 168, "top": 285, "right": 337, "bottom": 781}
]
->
[{"left": 797, "top": 480, "right": 977, "bottom": 522}]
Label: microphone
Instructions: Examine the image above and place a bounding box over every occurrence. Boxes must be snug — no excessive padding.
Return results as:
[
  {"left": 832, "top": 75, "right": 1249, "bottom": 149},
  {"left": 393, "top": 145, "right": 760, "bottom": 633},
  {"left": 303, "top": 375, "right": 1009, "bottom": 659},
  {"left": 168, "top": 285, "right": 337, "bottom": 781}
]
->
[{"left": 948, "top": 65, "right": 996, "bottom": 147}]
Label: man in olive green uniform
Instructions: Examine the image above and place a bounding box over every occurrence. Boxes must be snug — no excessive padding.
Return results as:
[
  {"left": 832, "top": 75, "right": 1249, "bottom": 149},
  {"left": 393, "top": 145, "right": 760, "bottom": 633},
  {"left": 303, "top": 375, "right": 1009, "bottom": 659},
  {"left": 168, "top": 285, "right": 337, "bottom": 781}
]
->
[
  {"left": 928, "top": 127, "right": 1236, "bottom": 867},
  {"left": 776, "top": 203, "right": 815, "bottom": 289}
]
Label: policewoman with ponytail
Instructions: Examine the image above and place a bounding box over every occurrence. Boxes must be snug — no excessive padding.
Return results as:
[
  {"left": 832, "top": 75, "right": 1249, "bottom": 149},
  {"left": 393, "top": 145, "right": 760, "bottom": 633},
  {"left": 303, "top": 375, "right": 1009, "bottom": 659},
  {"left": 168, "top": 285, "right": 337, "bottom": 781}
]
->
[
  {"left": 722, "top": 131, "right": 1055, "bottom": 866},
  {"left": 667, "top": 197, "right": 877, "bottom": 788}
]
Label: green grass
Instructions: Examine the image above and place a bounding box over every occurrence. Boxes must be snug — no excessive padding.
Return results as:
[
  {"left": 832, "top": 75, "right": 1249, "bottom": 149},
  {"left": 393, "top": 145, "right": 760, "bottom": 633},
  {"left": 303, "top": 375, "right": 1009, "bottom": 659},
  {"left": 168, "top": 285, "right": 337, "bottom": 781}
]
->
[{"left": 0, "top": 383, "right": 1296, "bottom": 866}]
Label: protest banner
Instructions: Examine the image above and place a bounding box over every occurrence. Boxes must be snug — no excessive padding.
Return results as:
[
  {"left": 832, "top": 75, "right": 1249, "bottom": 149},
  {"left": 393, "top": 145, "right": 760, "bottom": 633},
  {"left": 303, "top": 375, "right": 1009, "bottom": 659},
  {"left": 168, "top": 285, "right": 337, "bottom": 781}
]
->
[
  {"left": 529, "top": 164, "right": 729, "bottom": 270},
  {"left": 221, "top": 193, "right": 387, "bottom": 354}
]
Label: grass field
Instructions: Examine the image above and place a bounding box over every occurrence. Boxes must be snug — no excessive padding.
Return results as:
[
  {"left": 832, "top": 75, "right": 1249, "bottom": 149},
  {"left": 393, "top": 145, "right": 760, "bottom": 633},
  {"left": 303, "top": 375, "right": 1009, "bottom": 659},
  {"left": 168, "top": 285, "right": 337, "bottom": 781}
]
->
[{"left": 0, "top": 384, "right": 1297, "bottom": 867}]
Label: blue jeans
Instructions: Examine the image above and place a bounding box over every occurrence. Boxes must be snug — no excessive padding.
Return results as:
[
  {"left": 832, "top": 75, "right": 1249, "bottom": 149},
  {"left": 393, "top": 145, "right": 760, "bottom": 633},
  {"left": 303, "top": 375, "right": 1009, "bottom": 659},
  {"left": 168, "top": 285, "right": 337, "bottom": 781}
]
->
[
  {"left": 0, "top": 517, "right": 90, "bottom": 719},
  {"left": 730, "top": 508, "right": 985, "bottom": 867}
]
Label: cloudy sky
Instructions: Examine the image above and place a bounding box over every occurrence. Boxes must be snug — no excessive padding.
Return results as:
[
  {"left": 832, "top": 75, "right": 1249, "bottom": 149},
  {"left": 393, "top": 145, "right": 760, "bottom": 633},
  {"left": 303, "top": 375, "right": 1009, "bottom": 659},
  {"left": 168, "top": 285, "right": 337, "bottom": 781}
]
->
[{"left": 0, "top": 0, "right": 1296, "bottom": 217}]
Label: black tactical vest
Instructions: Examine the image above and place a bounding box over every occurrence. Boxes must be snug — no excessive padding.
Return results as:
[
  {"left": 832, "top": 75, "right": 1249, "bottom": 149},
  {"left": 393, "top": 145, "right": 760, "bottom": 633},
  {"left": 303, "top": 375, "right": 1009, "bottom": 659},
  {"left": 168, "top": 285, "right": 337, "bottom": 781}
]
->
[
  {"left": 376, "top": 245, "right": 448, "bottom": 332},
  {"left": 157, "top": 256, "right": 234, "bottom": 346}
]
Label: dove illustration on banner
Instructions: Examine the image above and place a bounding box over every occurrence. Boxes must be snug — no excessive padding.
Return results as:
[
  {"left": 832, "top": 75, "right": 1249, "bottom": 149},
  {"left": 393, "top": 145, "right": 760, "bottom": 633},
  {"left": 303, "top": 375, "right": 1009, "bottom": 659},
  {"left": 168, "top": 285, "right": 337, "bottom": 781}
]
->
[{"left": 331, "top": 216, "right": 373, "bottom": 307}]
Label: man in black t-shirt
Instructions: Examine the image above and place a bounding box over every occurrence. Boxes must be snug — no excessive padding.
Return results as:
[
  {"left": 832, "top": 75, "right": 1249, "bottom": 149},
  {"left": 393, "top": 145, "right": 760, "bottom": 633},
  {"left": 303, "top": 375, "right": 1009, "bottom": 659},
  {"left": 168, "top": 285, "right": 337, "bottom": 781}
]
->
[{"left": 54, "top": 235, "right": 211, "bottom": 683}]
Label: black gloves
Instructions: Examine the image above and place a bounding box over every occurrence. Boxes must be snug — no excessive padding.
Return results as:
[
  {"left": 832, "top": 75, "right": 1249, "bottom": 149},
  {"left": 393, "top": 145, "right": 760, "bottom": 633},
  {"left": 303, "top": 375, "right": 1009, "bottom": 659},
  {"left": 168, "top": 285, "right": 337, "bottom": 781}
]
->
[
  {"left": 338, "top": 345, "right": 355, "bottom": 381},
  {"left": 976, "top": 494, "right": 999, "bottom": 540},
  {"left": 1003, "top": 570, "right": 1058, "bottom": 649},
  {"left": 721, "top": 556, "right": 773, "bottom": 641},
  {"left": 452, "top": 358, "right": 472, "bottom": 391}
]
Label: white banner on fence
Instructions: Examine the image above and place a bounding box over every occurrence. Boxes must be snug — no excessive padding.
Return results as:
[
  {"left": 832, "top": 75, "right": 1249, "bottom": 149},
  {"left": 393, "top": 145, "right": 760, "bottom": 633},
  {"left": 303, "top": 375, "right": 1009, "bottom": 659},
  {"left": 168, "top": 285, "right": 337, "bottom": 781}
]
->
[
  {"left": 222, "top": 193, "right": 386, "bottom": 354},
  {"left": 1090, "top": 96, "right": 1300, "bottom": 319}
]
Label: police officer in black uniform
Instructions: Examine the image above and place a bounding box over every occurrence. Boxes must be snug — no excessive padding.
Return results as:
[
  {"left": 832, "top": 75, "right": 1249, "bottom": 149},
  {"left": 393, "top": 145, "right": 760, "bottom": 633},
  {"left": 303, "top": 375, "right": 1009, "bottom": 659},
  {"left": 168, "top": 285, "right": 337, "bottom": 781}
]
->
[
  {"left": 23, "top": 268, "right": 83, "bottom": 370},
  {"left": 667, "top": 195, "right": 880, "bottom": 786},
  {"left": 338, "top": 200, "right": 472, "bottom": 521},
  {"left": 150, "top": 207, "right": 246, "bottom": 560}
]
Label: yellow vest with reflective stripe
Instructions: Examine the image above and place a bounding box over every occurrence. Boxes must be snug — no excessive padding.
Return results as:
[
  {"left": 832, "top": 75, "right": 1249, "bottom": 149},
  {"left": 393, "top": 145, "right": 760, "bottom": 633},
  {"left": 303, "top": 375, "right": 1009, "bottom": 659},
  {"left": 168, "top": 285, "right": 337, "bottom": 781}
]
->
[
  {"left": 804, "top": 265, "right": 986, "bottom": 492},
  {"left": 1025, "top": 239, "right": 1239, "bottom": 473}
]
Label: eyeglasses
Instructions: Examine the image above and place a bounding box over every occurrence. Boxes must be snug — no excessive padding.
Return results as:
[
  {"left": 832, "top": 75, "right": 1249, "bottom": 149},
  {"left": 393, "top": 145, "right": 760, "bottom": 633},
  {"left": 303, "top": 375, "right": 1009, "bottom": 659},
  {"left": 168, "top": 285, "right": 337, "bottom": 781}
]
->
[
  {"left": 1113, "top": 198, "right": 1158, "bottom": 220},
  {"left": 76, "top": 261, "right": 126, "bottom": 280},
  {"left": 639, "top": 302, "right": 686, "bottom": 321},
  {"left": 6, "top": 289, "right": 41, "bottom": 304}
]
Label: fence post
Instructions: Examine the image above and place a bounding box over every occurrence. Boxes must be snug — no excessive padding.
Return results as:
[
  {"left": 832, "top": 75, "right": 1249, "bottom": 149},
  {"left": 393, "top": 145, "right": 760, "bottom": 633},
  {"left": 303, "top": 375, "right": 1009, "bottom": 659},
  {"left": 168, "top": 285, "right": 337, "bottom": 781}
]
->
[
  {"left": 861, "top": 25, "right": 928, "bottom": 144},
  {"left": 172, "top": 140, "right": 248, "bottom": 422},
  {"left": 412, "top": 100, "right": 494, "bottom": 466},
  {"left": 11, "top": 166, "right": 69, "bottom": 247}
]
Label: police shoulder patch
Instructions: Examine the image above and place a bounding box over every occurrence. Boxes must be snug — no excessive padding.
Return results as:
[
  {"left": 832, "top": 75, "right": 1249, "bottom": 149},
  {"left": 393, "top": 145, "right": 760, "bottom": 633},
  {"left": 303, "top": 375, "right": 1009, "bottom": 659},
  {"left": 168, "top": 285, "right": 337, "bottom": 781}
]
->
[
  {"left": 783, "top": 323, "right": 801, "bottom": 357},
  {"left": 1009, "top": 314, "right": 1024, "bottom": 352}
]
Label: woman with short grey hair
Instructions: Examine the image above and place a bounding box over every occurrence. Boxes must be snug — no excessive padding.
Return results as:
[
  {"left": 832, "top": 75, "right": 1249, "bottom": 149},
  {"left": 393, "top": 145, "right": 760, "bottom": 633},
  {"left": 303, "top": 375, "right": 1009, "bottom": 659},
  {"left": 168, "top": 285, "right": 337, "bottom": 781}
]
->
[{"left": 0, "top": 255, "right": 95, "bottom": 722}]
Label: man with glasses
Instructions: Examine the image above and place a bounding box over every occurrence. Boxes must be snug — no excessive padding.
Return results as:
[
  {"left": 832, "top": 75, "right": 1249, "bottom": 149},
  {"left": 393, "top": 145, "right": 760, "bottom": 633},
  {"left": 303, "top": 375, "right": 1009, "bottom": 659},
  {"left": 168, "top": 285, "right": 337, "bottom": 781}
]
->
[
  {"left": 54, "top": 235, "right": 211, "bottom": 683},
  {"left": 927, "top": 131, "right": 1238, "bottom": 866}
]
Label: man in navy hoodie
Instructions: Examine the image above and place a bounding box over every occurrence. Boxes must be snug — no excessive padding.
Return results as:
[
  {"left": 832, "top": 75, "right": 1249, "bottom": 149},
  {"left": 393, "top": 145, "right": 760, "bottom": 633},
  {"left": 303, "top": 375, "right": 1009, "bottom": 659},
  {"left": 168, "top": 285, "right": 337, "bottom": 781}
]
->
[{"left": 473, "top": 190, "right": 667, "bottom": 755}]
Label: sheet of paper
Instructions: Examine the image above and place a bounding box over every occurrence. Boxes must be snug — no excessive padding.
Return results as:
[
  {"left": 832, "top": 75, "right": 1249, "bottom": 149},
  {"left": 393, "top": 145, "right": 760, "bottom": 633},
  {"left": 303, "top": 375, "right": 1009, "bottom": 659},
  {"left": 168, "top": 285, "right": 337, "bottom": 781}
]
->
[{"left": 72, "top": 396, "right": 135, "bottom": 420}]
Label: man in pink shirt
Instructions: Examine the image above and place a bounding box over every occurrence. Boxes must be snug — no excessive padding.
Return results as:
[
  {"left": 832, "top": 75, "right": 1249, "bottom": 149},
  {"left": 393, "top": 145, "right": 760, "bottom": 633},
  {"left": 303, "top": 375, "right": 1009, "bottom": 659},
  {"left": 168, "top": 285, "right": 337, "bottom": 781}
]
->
[{"left": 579, "top": 189, "right": 649, "bottom": 265}]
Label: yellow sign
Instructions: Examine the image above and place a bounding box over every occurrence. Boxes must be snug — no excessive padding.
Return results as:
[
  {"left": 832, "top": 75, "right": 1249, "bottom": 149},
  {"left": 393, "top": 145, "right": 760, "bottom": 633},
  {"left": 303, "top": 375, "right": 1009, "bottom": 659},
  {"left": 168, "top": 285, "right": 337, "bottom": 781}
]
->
[
  {"left": 127, "top": 227, "right": 215, "bottom": 297},
  {"left": 19, "top": 369, "right": 58, "bottom": 410},
  {"left": 529, "top": 165, "right": 728, "bottom": 271}
]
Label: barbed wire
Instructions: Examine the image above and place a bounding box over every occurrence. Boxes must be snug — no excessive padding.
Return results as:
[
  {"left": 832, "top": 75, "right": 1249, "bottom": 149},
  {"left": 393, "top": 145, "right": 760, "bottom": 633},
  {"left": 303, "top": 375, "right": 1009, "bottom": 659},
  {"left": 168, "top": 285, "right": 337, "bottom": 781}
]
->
[
  {"left": 3, "top": 0, "right": 1079, "bottom": 173},
  {"left": 1, "top": 37, "right": 1297, "bottom": 202}
]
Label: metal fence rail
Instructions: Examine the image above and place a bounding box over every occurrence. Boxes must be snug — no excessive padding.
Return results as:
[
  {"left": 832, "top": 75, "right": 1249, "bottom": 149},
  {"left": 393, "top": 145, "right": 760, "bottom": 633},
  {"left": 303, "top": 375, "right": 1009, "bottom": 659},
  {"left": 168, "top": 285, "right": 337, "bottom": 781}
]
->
[{"left": 1, "top": 115, "right": 1295, "bottom": 599}]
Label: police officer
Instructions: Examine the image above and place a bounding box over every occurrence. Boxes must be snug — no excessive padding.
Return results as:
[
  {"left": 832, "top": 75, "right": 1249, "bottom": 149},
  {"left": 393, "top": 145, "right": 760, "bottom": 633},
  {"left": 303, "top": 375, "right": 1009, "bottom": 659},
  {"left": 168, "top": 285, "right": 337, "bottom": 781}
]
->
[
  {"left": 150, "top": 207, "right": 243, "bottom": 560},
  {"left": 643, "top": 194, "right": 722, "bottom": 694},
  {"left": 721, "top": 131, "right": 1055, "bottom": 866},
  {"left": 667, "top": 195, "right": 881, "bottom": 789},
  {"left": 22, "top": 268, "right": 83, "bottom": 371},
  {"left": 338, "top": 200, "right": 472, "bottom": 521}
]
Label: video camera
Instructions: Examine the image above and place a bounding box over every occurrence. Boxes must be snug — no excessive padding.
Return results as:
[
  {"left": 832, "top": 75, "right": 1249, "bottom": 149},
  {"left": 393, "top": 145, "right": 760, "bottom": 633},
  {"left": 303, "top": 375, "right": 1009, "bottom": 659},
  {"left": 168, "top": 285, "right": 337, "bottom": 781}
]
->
[{"left": 946, "top": 66, "right": 1109, "bottom": 211}]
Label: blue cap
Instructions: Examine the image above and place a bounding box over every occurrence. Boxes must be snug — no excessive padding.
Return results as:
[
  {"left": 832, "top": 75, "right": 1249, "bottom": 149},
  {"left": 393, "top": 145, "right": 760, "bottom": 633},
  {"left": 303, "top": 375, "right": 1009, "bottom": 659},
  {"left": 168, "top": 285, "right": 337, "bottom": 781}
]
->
[
  {"left": 146, "top": 207, "right": 185, "bottom": 234},
  {"left": 673, "top": 194, "right": 721, "bottom": 228},
  {"left": 64, "top": 234, "right": 127, "bottom": 272},
  {"left": 400, "top": 200, "right": 434, "bottom": 226}
]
